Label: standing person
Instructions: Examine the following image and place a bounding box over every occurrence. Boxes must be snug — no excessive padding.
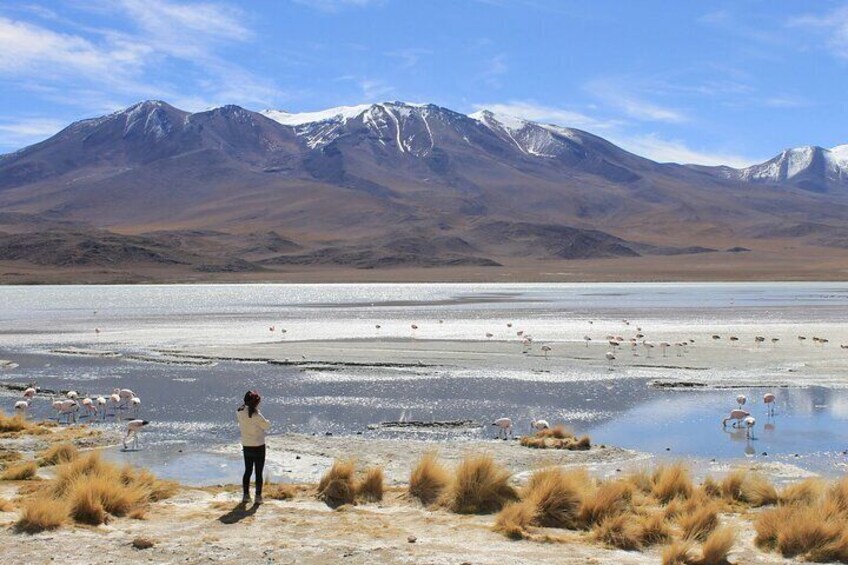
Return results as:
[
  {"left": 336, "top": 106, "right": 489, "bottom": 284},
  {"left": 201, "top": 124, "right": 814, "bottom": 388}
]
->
[{"left": 237, "top": 390, "right": 270, "bottom": 504}]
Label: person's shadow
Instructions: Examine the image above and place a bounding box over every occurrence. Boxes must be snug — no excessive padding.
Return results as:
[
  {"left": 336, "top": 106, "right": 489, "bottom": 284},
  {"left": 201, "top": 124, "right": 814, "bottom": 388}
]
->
[{"left": 218, "top": 501, "right": 260, "bottom": 524}]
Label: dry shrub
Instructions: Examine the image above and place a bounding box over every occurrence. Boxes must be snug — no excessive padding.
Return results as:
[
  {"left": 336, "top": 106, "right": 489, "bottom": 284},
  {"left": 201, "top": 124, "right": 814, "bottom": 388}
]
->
[
  {"left": 68, "top": 481, "right": 107, "bottom": 525},
  {"left": 579, "top": 480, "right": 633, "bottom": 527},
  {"left": 536, "top": 424, "right": 574, "bottom": 439},
  {"left": 494, "top": 501, "right": 537, "bottom": 540},
  {"left": 637, "top": 510, "right": 672, "bottom": 546},
  {"left": 829, "top": 476, "right": 848, "bottom": 513},
  {"left": 409, "top": 451, "right": 450, "bottom": 506},
  {"left": 442, "top": 454, "right": 516, "bottom": 514},
  {"left": 699, "top": 526, "right": 735, "bottom": 564},
  {"left": 16, "top": 495, "right": 67, "bottom": 533},
  {"left": 522, "top": 467, "right": 586, "bottom": 529},
  {"left": 653, "top": 463, "right": 693, "bottom": 503},
  {"left": 719, "top": 469, "right": 777, "bottom": 507},
  {"left": 265, "top": 483, "right": 297, "bottom": 501},
  {"left": 663, "top": 498, "right": 685, "bottom": 521},
  {"left": 755, "top": 503, "right": 846, "bottom": 559},
  {"left": 39, "top": 443, "right": 79, "bottom": 467},
  {"left": 519, "top": 428, "right": 590, "bottom": 450},
  {"left": 0, "top": 411, "right": 31, "bottom": 433},
  {"left": 128, "top": 507, "right": 147, "bottom": 520},
  {"left": 807, "top": 529, "right": 848, "bottom": 563},
  {"left": 701, "top": 476, "right": 721, "bottom": 499},
  {"left": 1, "top": 461, "right": 38, "bottom": 481},
  {"left": 0, "top": 497, "right": 15, "bottom": 512},
  {"left": 0, "top": 449, "right": 22, "bottom": 467},
  {"left": 679, "top": 504, "right": 719, "bottom": 541},
  {"left": 356, "top": 466, "right": 384, "bottom": 502},
  {"left": 662, "top": 541, "right": 695, "bottom": 565},
  {"left": 593, "top": 513, "right": 642, "bottom": 551},
  {"left": 626, "top": 469, "right": 654, "bottom": 494},
  {"left": 780, "top": 477, "right": 826, "bottom": 506},
  {"left": 317, "top": 460, "right": 356, "bottom": 508},
  {"left": 122, "top": 467, "right": 178, "bottom": 502}
]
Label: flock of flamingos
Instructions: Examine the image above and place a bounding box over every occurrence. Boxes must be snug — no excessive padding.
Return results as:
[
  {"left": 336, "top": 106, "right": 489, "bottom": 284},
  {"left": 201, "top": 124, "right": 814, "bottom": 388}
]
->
[{"left": 5, "top": 315, "right": 841, "bottom": 449}]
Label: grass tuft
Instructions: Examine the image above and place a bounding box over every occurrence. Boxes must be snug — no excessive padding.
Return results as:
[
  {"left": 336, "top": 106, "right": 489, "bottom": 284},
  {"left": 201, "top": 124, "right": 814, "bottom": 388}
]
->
[
  {"left": 719, "top": 469, "right": 777, "bottom": 507},
  {"left": 699, "top": 526, "right": 735, "bottom": 564},
  {"left": 652, "top": 463, "right": 693, "bottom": 503},
  {"left": 522, "top": 467, "right": 586, "bottom": 529},
  {"left": 317, "top": 459, "right": 356, "bottom": 508},
  {"left": 779, "top": 478, "right": 825, "bottom": 506},
  {"left": 662, "top": 540, "right": 695, "bottom": 565},
  {"left": 39, "top": 443, "right": 79, "bottom": 467},
  {"left": 678, "top": 503, "right": 719, "bottom": 542},
  {"left": 493, "top": 501, "right": 537, "bottom": 540},
  {"left": 441, "top": 454, "right": 517, "bottom": 514},
  {"left": 16, "top": 495, "right": 68, "bottom": 533},
  {"left": 578, "top": 479, "right": 633, "bottom": 527},
  {"left": 409, "top": 451, "right": 450, "bottom": 506},
  {"left": 593, "top": 513, "right": 642, "bottom": 551},
  {"left": 1, "top": 461, "right": 38, "bottom": 481},
  {"left": 265, "top": 483, "right": 297, "bottom": 500},
  {"left": 356, "top": 466, "right": 384, "bottom": 503},
  {"left": 637, "top": 510, "right": 673, "bottom": 546}
]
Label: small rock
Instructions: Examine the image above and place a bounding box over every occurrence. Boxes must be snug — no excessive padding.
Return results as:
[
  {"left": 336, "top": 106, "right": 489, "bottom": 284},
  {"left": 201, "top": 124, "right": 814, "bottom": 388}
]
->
[
  {"left": 407, "top": 536, "right": 417, "bottom": 544},
  {"left": 665, "top": 447, "right": 671, "bottom": 451},
  {"left": 762, "top": 452, "right": 768, "bottom": 456},
  {"left": 132, "top": 537, "right": 155, "bottom": 550},
  {"left": 325, "top": 432, "right": 333, "bottom": 436},
  {"left": 295, "top": 455, "right": 301, "bottom": 460}
]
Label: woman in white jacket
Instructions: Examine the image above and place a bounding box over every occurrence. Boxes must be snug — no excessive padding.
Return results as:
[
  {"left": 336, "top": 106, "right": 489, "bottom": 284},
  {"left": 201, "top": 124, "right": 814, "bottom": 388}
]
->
[{"left": 237, "top": 390, "right": 270, "bottom": 504}]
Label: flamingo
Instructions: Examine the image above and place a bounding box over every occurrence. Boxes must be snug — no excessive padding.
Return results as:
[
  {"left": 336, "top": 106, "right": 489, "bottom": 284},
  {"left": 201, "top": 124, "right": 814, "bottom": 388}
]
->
[
  {"left": 66, "top": 391, "right": 78, "bottom": 400},
  {"left": 530, "top": 419, "right": 550, "bottom": 431},
  {"left": 123, "top": 420, "right": 149, "bottom": 450},
  {"left": 771, "top": 338, "right": 779, "bottom": 345},
  {"left": 583, "top": 336, "right": 592, "bottom": 347},
  {"left": 798, "top": 336, "right": 806, "bottom": 344},
  {"left": 130, "top": 396, "right": 141, "bottom": 417},
  {"left": 729, "top": 336, "right": 739, "bottom": 343},
  {"left": 605, "top": 351, "right": 616, "bottom": 370},
  {"left": 507, "top": 323, "right": 513, "bottom": 328},
  {"left": 659, "top": 342, "right": 671, "bottom": 357},
  {"left": 108, "top": 393, "right": 121, "bottom": 417},
  {"left": 744, "top": 416, "right": 757, "bottom": 438},
  {"left": 51, "top": 399, "right": 64, "bottom": 419},
  {"left": 22, "top": 387, "right": 36, "bottom": 401},
  {"left": 81, "top": 398, "right": 97, "bottom": 419},
  {"left": 485, "top": 332, "right": 494, "bottom": 339},
  {"left": 722, "top": 408, "right": 750, "bottom": 428},
  {"left": 58, "top": 399, "right": 79, "bottom": 424},
  {"left": 492, "top": 417, "right": 513, "bottom": 440},
  {"left": 541, "top": 345, "right": 552, "bottom": 358},
  {"left": 113, "top": 388, "right": 135, "bottom": 410},
  {"left": 96, "top": 396, "right": 107, "bottom": 420},
  {"left": 375, "top": 324, "right": 381, "bottom": 330},
  {"left": 736, "top": 394, "right": 747, "bottom": 409},
  {"left": 763, "top": 393, "right": 776, "bottom": 415},
  {"left": 14, "top": 400, "right": 29, "bottom": 417},
  {"left": 712, "top": 335, "right": 721, "bottom": 341},
  {"left": 754, "top": 336, "right": 765, "bottom": 346}
]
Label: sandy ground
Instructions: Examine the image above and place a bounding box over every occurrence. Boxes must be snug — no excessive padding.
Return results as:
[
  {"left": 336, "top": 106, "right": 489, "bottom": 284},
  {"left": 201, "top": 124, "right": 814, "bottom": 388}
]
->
[{"left": 0, "top": 434, "right": 801, "bottom": 564}]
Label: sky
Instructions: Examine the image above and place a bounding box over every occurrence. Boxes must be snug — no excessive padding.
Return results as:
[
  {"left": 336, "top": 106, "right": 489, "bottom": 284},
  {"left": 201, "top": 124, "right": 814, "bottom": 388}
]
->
[{"left": 0, "top": 0, "right": 846, "bottom": 166}]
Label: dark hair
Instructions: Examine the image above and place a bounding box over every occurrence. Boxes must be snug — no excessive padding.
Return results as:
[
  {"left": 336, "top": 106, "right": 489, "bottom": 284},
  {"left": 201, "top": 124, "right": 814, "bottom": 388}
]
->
[{"left": 244, "top": 391, "right": 260, "bottom": 417}]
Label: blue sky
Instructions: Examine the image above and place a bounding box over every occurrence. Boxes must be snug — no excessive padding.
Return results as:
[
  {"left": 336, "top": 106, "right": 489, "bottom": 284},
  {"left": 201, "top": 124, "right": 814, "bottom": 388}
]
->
[{"left": 0, "top": 0, "right": 846, "bottom": 166}]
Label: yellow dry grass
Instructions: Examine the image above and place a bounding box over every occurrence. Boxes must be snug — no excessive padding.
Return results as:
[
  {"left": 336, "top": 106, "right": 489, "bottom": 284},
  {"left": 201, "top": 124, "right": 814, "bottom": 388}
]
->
[
  {"left": 317, "top": 459, "right": 356, "bottom": 508},
  {"left": 593, "top": 513, "right": 643, "bottom": 550},
  {"left": 441, "top": 454, "right": 517, "bottom": 514},
  {"left": 13, "top": 451, "right": 176, "bottom": 531},
  {"left": 578, "top": 479, "right": 633, "bottom": 527},
  {"left": 652, "top": 463, "right": 694, "bottom": 503},
  {"left": 1, "top": 460, "right": 38, "bottom": 481},
  {"left": 523, "top": 467, "right": 586, "bottom": 529},
  {"left": 678, "top": 503, "right": 719, "bottom": 542},
  {"left": 265, "top": 483, "right": 297, "bottom": 501},
  {"left": 636, "top": 510, "right": 673, "bottom": 546},
  {"left": 493, "top": 501, "right": 538, "bottom": 540},
  {"left": 16, "top": 495, "right": 68, "bottom": 533},
  {"left": 698, "top": 526, "right": 735, "bottom": 565},
  {"left": 0, "top": 497, "right": 15, "bottom": 512},
  {"left": 409, "top": 450, "right": 450, "bottom": 506},
  {"left": 356, "top": 466, "right": 384, "bottom": 503},
  {"left": 719, "top": 469, "right": 777, "bottom": 507},
  {"left": 779, "top": 478, "right": 825, "bottom": 506},
  {"left": 39, "top": 443, "right": 79, "bottom": 467},
  {"left": 662, "top": 540, "right": 695, "bottom": 565}
]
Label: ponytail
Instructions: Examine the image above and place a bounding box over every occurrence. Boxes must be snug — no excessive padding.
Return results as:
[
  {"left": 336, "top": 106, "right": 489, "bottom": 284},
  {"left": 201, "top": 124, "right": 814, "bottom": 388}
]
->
[{"left": 243, "top": 390, "right": 260, "bottom": 418}]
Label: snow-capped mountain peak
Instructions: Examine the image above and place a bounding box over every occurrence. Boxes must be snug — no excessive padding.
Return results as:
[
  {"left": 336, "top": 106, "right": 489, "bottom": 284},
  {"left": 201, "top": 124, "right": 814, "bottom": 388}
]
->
[{"left": 730, "top": 144, "right": 848, "bottom": 191}]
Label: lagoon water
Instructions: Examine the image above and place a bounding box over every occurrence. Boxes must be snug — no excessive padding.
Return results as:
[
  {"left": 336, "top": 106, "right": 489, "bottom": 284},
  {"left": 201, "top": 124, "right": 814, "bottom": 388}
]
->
[{"left": 2, "top": 283, "right": 848, "bottom": 483}]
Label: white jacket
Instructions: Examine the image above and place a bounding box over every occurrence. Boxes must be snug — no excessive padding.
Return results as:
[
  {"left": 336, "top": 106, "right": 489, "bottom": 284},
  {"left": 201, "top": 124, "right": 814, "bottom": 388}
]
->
[{"left": 237, "top": 406, "right": 270, "bottom": 447}]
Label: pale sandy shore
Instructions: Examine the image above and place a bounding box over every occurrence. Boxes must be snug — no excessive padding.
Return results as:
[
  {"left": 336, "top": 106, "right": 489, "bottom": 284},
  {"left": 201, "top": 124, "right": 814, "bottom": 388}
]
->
[{"left": 0, "top": 434, "right": 802, "bottom": 564}]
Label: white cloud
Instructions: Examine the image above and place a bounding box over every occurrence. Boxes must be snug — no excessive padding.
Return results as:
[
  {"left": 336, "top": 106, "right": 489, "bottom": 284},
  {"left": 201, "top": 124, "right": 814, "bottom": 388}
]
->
[
  {"left": 292, "top": 0, "right": 384, "bottom": 13},
  {"left": 610, "top": 133, "right": 760, "bottom": 168},
  {"left": 0, "top": 1, "right": 284, "bottom": 115},
  {"left": 470, "top": 100, "right": 620, "bottom": 131},
  {"left": 0, "top": 118, "right": 66, "bottom": 150},
  {"left": 387, "top": 47, "right": 432, "bottom": 69},
  {"left": 791, "top": 6, "right": 848, "bottom": 59},
  {"left": 586, "top": 78, "right": 687, "bottom": 123},
  {"left": 358, "top": 78, "right": 395, "bottom": 100}
]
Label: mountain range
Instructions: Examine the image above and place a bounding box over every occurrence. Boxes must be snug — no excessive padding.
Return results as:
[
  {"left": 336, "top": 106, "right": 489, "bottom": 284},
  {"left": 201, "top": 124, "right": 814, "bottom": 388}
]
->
[{"left": 1, "top": 100, "right": 847, "bottom": 282}]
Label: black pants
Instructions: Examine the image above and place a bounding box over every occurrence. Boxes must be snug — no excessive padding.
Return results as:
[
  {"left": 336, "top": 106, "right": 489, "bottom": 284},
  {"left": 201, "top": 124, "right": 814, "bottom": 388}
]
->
[{"left": 242, "top": 445, "right": 266, "bottom": 498}]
